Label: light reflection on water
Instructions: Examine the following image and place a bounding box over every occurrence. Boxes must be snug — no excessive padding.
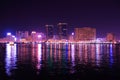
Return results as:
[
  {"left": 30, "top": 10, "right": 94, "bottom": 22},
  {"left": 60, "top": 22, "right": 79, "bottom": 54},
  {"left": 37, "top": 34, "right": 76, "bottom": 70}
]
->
[
  {"left": 4, "top": 43, "right": 120, "bottom": 77},
  {"left": 96, "top": 44, "right": 101, "bottom": 66},
  {"left": 5, "top": 44, "right": 17, "bottom": 76},
  {"left": 36, "top": 43, "right": 42, "bottom": 70}
]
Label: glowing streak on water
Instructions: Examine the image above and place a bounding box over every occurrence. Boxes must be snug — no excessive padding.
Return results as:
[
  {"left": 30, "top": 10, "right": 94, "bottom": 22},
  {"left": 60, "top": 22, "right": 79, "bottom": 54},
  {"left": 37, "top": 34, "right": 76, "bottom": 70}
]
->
[
  {"left": 71, "top": 44, "right": 75, "bottom": 66},
  {"left": 5, "top": 44, "right": 17, "bottom": 76},
  {"left": 96, "top": 44, "right": 100, "bottom": 66},
  {"left": 37, "top": 43, "right": 42, "bottom": 70},
  {"left": 110, "top": 44, "right": 113, "bottom": 67}
]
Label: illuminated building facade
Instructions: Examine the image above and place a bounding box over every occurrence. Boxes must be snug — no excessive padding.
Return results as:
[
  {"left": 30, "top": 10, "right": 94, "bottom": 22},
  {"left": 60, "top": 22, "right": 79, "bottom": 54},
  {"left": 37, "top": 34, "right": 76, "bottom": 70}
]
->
[
  {"left": 58, "top": 23, "right": 68, "bottom": 40},
  {"left": 30, "top": 31, "right": 45, "bottom": 42},
  {"left": 6, "top": 33, "right": 16, "bottom": 42},
  {"left": 69, "top": 32, "right": 75, "bottom": 41},
  {"left": 31, "top": 31, "right": 37, "bottom": 41},
  {"left": 45, "top": 25, "right": 54, "bottom": 40},
  {"left": 75, "top": 27, "right": 96, "bottom": 41},
  {"left": 106, "top": 33, "right": 115, "bottom": 42}
]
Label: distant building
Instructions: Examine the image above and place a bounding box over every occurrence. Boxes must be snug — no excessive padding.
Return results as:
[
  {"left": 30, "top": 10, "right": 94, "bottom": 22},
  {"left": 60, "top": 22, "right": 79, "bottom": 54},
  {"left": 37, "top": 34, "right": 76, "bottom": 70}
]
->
[
  {"left": 58, "top": 23, "right": 68, "bottom": 40},
  {"left": 106, "top": 33, "right": 115, "bottom": 42},
  {"left": 69, "top": 32, "right": 75, "bottom": 41},
  {"left": 16, "top": 31, "right": 21, "bottom": 40},
  {"left": 6, "top": 32, "right": 16, "bottom": 42},
  {"left": 53, "top": 35, "right": 59, "bottom": 40},
  {"left": 30, "top": 31, "right": 45, "bottom": 42},
  {"left": 16, "top": 31, "right": 29, "bottom": 40},
  {"left": 45, "top": 25, "right": 54, "bottom": 40},
  {"left": 74, "top": 27, "right": 96, "bottom": 41},
  {"left": 31, "top": 31, "right": 37, "bottom": 41},
  {"left": 24, "top": 31, "right": 29, "bottom": 38}
]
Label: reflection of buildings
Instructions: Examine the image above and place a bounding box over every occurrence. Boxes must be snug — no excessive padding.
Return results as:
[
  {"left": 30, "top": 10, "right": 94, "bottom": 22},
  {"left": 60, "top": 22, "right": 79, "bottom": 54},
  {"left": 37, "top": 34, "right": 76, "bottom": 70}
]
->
[
  {"left": 75, "top": 27, "right": 96, "bottom": 41},
  {"left": 106, "top": 33, "right": 115, "bottom": 42},
  {"left": 45, "top": 25, "right": 54, "bottom": 40},
  {"left": 17, "top": 44, "right": 29, "bottom": 64},
  {"left": 91, "top": 44, "right": 96, "bottom": 63},
  {"left": 58, "top": 23, "right": 68, "bottom": 40}
]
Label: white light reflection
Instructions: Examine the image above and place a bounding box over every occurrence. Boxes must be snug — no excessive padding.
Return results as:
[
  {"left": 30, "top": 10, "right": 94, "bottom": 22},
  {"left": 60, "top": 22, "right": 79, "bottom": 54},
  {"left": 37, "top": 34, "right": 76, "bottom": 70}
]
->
[
  {"left": 5, "top": 44, "right": 17, "bottom": 76},
  {"left": 70, "top": 44, "right": 75, "bottom": 73},
  {"left": 36, "top": 43, "right": 42, "bottom": 70},
  {"left": 71, "top": 44, "right": 75, "bottom": 66},
  {"left": 96, "top": 44, "right": 100, "bottom": 66}
]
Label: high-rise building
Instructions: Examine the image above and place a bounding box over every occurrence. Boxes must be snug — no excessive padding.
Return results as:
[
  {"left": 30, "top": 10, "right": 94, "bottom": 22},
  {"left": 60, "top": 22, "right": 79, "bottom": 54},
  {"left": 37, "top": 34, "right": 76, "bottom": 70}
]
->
[
  {"left": 31, "top": 31, "right": 37, "bottom": 41},
  {"left": 16, "top": 31, "right": 21, "bottom": 39},
  {"left": 58, "top": 23, "right": 68, "bottom": 40},
  {"left": 106, "top": 33, "right": 115, "bottom": 42},
  {"left": 6, "top": 32, "right": 15, "bottom": 41},
  {"left": 75, "top": 27, "right": 96, "bottom": 41},
  {"left": 45, "top": 25, "right": 54, "bottom": 40},
  {"left": 24, "top": 31, "right": 29, "bottom": 38},
  {"left": 16, "top": 31, "right": 29, "bottom": 40}
]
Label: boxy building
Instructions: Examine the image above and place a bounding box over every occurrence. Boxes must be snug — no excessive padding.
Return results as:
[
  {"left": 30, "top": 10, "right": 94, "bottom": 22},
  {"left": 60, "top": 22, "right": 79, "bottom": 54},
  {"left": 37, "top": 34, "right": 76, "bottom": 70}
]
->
[{"left": 75, "top": 27, "right": 96, "bottom": 41}]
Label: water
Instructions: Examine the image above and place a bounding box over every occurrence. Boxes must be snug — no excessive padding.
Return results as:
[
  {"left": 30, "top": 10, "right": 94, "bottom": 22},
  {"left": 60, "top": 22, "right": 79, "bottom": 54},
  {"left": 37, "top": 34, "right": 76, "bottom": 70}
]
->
[{"left": 0, "top": 43, "right": 120, "bottom": 80}]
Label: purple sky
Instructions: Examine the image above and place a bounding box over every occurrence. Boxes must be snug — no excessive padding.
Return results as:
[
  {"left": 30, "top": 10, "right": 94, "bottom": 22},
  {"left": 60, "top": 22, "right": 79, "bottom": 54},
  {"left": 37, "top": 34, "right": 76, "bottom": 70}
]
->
[{"left": 0, "top": 0, "right": 120, "bottom": 38}]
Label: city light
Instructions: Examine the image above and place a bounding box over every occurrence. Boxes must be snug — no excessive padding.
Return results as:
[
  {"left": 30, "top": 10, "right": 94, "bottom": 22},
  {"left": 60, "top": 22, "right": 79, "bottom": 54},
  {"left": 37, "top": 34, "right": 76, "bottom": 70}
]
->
[
  {"left": 32, "top": 31, "right": 36, "bottom": 34},
  {"left": 14, "top": 38, "right": 17, "bottom": 41},
  {"left": 38, "top": 35, "right": 42, "bottom": 38},
  {"left": 0, "top": 25, "right": 118, "bottom": 44},
  {"left": 7, "top": 32, "right": 11, "bottom": 36},
  {"left": 72, "top": 32, "right": 74, "bottom": 35},
  {"left": 12, "top": 36, "right": 15, "bottom": 38}
]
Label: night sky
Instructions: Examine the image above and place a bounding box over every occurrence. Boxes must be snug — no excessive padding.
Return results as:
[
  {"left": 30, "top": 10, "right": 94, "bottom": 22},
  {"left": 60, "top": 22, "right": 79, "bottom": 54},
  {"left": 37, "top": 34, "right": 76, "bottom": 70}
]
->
[{"left": 0, "top": 0, "right": 120, "bottom": 38}]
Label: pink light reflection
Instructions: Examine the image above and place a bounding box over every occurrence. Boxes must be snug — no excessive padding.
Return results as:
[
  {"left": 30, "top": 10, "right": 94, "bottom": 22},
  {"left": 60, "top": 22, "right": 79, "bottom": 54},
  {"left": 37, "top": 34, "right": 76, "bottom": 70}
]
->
[{"left": 36, "top": 43, "right": 42, "bottom": 70}]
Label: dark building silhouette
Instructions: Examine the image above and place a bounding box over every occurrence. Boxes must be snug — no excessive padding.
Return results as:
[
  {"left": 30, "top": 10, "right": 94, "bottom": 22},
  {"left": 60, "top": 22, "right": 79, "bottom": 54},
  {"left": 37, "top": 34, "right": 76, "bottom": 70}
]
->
[
  {"left": 57, "top": 23, "right": 68, "bottom": 40},
  {"left": 45, "top": 25, "right": 54, "bottom": 40}
]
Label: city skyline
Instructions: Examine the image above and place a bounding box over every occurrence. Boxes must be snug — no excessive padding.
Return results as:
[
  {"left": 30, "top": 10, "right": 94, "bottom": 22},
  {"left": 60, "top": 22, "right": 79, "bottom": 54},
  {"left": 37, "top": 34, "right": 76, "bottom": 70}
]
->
[
  {"left": 0, "top": 26, "right": 116, "bottom": 44},
  {"left": 0, "top": 0, "right": 120, "bottom": 38},
  {"left": 0, "top": 23, "right": 119, "bottom": 40}
]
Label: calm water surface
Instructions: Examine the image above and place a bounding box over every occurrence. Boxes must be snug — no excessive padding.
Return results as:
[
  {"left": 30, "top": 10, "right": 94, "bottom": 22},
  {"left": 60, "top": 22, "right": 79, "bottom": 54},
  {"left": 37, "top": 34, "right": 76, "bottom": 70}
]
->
[{"left": 0, "top": 43, "right": 120, "bottom": 80}]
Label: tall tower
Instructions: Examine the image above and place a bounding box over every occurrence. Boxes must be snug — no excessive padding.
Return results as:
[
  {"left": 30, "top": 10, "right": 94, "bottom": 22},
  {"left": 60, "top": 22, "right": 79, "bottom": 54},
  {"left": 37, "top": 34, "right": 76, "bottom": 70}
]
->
[
  {"left": 45, "top": 25, "right": 54, "bottom": 40},
  {"left": 58, "top": 23, "right": 68, "bottom": 40}
]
